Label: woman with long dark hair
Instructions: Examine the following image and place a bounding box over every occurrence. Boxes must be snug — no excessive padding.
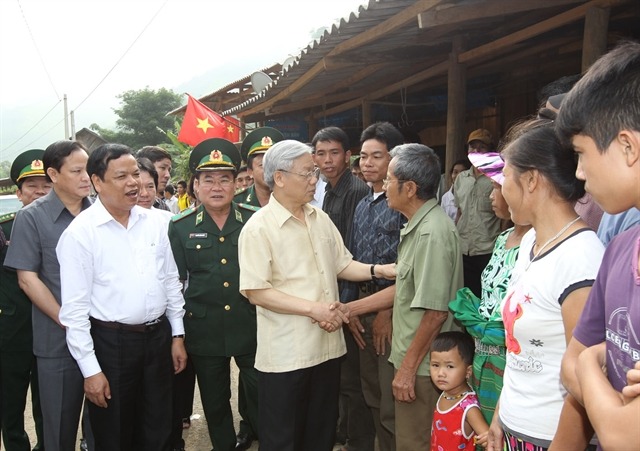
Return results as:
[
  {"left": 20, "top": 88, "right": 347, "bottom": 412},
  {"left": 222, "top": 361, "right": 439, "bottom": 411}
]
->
[{"left": 487, "top": 119, "right": 604, "bottom": 451}]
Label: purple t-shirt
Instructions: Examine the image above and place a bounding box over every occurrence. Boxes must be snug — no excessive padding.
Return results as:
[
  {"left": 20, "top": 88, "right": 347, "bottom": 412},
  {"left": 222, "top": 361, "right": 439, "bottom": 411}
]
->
[{"left": 573, "top": 225, "right": 640, "bottom": 392}]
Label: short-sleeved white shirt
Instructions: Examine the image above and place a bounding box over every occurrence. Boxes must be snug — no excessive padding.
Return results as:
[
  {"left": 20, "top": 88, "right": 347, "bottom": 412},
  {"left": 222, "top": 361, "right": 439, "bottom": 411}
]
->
[{"left": 499, "top": 228, "right": 604, "bottom": 441}]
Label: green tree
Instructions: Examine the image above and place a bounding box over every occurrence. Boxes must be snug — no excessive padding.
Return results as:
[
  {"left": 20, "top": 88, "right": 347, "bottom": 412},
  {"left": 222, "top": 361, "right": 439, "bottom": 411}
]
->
[
  {"left": 0, "top": 160, "right": 10, "bottom": 179},
  {"left": 158, "top": 119, "right": 192, "bottom": 183},
  {"left": 90, "top": 87, "right": 183, "bottom": 150}
]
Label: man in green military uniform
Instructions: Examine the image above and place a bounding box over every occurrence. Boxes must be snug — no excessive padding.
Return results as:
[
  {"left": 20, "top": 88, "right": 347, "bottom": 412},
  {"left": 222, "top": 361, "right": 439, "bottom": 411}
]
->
[
  {"left": 234, "top": 127, "right": 283, "bottom": 209},
  {"left": 168, "top": 138, "right": 258, "bottom": 451},
  {"left": 0, "top": 149, "right": 49, "bottom": 451}
]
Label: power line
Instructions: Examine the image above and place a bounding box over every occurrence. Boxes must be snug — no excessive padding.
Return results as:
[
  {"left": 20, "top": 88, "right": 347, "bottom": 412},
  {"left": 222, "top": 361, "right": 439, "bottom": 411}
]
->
[
  {"left": 72, "top": 0, "right": 170, "bottom": 112},
  {"left": 2, "top": 0, "right": 169, "bottom": 159},
  {"left": 0, "top": 100, "right": 62, "bottom": 153},
  {"left": 19, "top": 116, "right": 65, "bottom": 150},
  {"left": 16, "top": 0, "right": 60, "bottom": 100}
]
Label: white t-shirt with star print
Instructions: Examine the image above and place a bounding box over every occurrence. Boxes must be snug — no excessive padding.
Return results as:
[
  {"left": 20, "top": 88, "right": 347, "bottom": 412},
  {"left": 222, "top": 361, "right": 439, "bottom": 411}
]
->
[{"left": 499, "top": 228, "right": 604, "bottom": 442}]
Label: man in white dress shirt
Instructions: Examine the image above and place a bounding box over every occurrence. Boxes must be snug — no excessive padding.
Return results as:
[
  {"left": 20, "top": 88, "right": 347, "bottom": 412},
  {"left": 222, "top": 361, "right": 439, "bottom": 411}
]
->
[{"left": 57, "top": 143, "right": 187, "bottom": 451}]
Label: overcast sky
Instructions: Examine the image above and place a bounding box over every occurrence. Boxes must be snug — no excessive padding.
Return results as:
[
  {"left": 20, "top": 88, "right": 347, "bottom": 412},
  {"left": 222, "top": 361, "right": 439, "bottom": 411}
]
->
[{"left": 0, "top": 0, "right": 366, "bottom": 163}]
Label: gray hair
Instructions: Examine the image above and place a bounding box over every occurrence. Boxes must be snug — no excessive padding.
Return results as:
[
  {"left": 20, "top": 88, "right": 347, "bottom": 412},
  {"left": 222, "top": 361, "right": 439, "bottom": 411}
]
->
[
  {"left": 389, "top": 143, "right": 440, "bottom": 201},
  {"left": 263, "top": 140, "right": 312, "bottom": 189}
]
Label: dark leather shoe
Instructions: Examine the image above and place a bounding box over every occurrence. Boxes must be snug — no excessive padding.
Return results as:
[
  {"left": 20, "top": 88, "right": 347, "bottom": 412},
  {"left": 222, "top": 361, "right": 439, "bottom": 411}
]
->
[{"left": 235, "top": 432, "right": 254, "bottom": 450}]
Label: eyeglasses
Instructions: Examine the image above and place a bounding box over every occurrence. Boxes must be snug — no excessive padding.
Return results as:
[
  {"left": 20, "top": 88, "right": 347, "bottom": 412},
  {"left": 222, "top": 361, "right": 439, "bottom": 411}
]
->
[
  {"left": 278, "top": 167, "right": 321, "bottom": 181},
  {"left": 199, "top": 178, "right": 234, "bottom": 188},
  {"left": 382, "top": 177, "right": 410, "bottom": 189}
]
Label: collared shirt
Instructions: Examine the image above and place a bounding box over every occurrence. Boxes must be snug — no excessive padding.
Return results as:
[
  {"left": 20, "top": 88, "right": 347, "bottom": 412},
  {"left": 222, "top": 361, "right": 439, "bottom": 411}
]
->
[
  {"left": 239, "top": 194, "right": 352, "bottom": 373},
  {"left": 154, "top": 196, "right": 170, "bottom": 211},
  {"left": 389, "top": 199, "right": 463, "bottom": 376},
  {"left": 322, "top": 170, "right": 370, "bottom": 249},
  {"left": 233, "top": 185, "right": 262, "bottom": 209},
  {"left": 597, "top": 208, "right": 640, "bottom": 246},
  {"left": 310, "top": 177, "right": 327, "bottom": 208},
  {"left": 4, "top": 189, "right": 92, "bottom": 358},
  {"left": 342, "top": 190, "right": 405, "bottom": 302},
  {"left": 165, "top": 196, "right": 179, "bottom": 214},
  {"left": 168, "top": 202, "right": 256, "bottom": 357},
  {"left": 57, "top": 199, "right": 185, "bottom": 377},
  {"left": 454, "top": 169, "right": 500, "bottom": 255}
]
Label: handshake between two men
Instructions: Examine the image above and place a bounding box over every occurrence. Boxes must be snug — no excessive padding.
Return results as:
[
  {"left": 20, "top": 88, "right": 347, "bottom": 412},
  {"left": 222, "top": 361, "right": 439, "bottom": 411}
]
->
[{"left": 313, "top": 262, "right": 396, "bottom": 333}]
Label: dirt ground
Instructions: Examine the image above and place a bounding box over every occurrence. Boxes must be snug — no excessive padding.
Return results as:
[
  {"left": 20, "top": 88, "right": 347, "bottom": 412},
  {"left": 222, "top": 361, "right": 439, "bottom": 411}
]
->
[
  {"left": 20, "top": 362, "right": 252, "bottom": 451},
  {"left": 21, "top": 362, "right": 348, "bottom": 450}
]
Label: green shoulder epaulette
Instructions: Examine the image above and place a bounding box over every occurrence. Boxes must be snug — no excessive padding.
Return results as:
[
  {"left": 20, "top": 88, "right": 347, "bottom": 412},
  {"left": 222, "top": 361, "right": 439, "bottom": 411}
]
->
[
  {"left": 171, "top": 207, "right": 197, "bottom": 223},
  {"left": 237, "top": 203, "right": 260, "bottom": 213},
  {"left": 234, "top": 187, "right": 250, "bottom": 196},
  {"left": 0, "top": 211, "right": 17, "bottom": 224}
]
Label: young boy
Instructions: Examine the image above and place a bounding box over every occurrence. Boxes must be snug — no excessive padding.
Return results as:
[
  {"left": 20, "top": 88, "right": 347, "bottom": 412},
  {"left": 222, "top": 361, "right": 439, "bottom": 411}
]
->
[
  {"left": 557, "top": 40, "right": 640, "bottom": 450},
  {"left": 430, "top": 331, "right": 488, "bottom": 449}
]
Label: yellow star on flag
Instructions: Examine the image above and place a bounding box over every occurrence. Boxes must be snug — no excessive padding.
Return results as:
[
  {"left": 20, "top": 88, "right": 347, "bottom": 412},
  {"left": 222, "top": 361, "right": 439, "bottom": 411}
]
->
[
  {"left": 196, "top": 117, "right": 214, "bottom": 133},
  {"left": 227, "top": 124, "right": 235, "bottom": 134}
]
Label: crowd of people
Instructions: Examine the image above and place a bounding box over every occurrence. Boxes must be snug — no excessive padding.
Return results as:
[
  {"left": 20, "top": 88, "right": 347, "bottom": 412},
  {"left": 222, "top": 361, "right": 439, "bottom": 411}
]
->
[{"left": 0, "top": 40, "right": 638, "bottom": 451}]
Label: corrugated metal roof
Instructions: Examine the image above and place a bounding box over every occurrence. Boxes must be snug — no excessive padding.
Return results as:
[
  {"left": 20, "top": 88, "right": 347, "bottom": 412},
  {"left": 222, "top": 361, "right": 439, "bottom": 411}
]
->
[
  {"left": 170, "top": 0, "right": 638, "bottom": 125},
  {"left": 222, "top": 0, "right": 418, "bottom": 117},
  {"left": 166, "top": 63, "right": 282, "bottom": 116}
]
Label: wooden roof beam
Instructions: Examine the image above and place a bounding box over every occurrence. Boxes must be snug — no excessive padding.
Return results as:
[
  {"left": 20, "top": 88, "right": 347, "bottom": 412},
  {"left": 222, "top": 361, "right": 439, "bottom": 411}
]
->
[
  {"left": 459, "top": 0, "right": 627, "bottom": 64},
  {"left": 268, "top": 63, "right": 387, "bottom": 115},
  {"left": 319, "top": 61, "right": 449, "bottom": 117},
  {"left": 418, "top": 0, "right": 585, "bottom": 28},
  {"left": 312, "top": 6, "right": 593, "bottom": 120},
  {"left": 239, "top": 0, "right": 445, "bottom": 117}
]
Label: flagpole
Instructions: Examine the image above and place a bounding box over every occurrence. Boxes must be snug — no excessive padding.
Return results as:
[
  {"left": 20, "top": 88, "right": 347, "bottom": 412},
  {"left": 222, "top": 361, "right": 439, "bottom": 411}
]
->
[{"left": 219, "top": 115, "right": 248, "bottom": 134}]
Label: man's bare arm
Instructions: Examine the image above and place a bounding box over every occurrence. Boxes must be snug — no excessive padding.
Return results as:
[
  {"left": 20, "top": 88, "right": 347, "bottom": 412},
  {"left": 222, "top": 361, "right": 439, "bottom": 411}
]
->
[{"left": 348, "top": 285, "right": 395, "bottom": 316}]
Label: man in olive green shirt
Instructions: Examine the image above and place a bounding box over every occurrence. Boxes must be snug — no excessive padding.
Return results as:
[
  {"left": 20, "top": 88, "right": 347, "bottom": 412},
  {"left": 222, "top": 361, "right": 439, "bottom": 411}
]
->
[
  {"left": 384, "top": 143, "right": 463, "bottom": 451},
  {"left": 454, "top": 129, "right": 501, "bottom": 297}
]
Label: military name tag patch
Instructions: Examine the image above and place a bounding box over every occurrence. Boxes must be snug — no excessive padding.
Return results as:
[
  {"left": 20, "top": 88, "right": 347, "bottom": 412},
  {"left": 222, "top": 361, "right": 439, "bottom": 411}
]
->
[{"left": 189, "top": 233, "right": 208, "bottom": 239}]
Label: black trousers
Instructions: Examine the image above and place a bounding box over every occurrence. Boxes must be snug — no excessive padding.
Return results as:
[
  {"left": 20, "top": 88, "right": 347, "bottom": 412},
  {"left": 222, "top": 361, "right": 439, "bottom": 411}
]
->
[
  {"left": 339, "top": 331, "right": 375, "bottom": 451},
  {"left": 170, "top": 356, "right": 196, "bottom": 449},
  {"left": 463, "top": 253, "right": 492, "bottom": 298},
  {"left": 258, "top": 357, "right": 341, "bottom": 451},
  {"left": 89, "top": 319, "right": 173, "bottom": 451}
]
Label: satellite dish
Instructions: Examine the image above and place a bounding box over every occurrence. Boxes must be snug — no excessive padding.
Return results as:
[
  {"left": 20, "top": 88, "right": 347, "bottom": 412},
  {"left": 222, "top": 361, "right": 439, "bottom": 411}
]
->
[
  {"left": 282, "top": 56, "right": 296, "bottom": 72},
  {"left": 251, "top": 71, "right": 273, "bottom": 94}
]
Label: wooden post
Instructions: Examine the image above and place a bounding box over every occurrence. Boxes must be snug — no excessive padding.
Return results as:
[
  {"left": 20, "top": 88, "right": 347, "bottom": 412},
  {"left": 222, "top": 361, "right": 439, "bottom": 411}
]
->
[
  {"left": 445, "top": 37, "right": 466, "bottom": 182},
  {"left": 582, "top": 7, "right": 610, "bottom": 72},
  {"left": 362, "top": 99, "right": 371, "bottom": 129},
  {"left": 308, "top": 113, "right": 317, "bottom": 142}
]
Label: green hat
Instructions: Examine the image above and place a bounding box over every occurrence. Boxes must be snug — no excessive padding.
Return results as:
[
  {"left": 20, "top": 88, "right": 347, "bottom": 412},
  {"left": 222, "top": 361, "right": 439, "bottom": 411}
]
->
[
  {"left": 11, "top": 149, "right": 46, "bottom": 185},
  {"left": 240, "top": 127, "right": 284, "bottom": 162},
  {"left": 189, "top": 138, "right": 241, "bottom": 174}
]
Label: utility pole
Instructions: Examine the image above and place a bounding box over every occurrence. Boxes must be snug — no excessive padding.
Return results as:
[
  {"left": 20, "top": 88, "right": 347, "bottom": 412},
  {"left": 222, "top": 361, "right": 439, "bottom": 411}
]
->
[
  {"left": 70, "top": 110, "right": 76, "bottom": 140},
  {"left": 63, "top": 94, "right": 69, "bottom": 139}
]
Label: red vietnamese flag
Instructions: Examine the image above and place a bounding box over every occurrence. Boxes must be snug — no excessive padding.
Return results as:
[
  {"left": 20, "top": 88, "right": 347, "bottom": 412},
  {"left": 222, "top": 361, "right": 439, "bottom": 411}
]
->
[
  {"left": 224, "top": 116, "right": 240, "bottom": 142},
  {"left": 177, "top": 95, "right": 227, "bottom": 146}
]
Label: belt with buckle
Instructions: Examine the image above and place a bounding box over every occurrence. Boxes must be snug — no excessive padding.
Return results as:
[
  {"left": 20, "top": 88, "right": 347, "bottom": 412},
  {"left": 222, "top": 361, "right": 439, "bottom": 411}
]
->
[{"left": 90, "top": 315, "right": 165, "bottom": 333}]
